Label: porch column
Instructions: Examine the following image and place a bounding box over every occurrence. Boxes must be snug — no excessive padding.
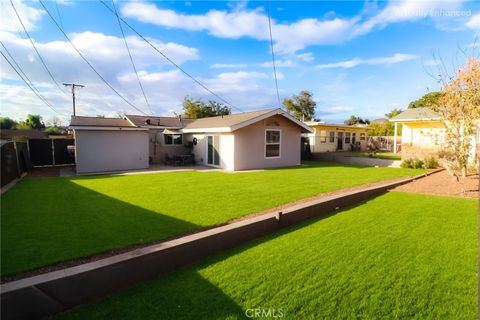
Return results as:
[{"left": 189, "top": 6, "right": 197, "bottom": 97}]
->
[{"left": 393, "top": 122, "right": 398, "bottom": 153}]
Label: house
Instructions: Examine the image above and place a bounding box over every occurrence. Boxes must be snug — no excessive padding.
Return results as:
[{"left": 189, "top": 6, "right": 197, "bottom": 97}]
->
[
  {"left": 70, "top": 108, "right": 313, "bottom": 173},
  {"left": 389, "top": 107, "right": 480, "bottom": 160},
  {"left": 303, "top": 122, "right": 369, "bottom": 153}
]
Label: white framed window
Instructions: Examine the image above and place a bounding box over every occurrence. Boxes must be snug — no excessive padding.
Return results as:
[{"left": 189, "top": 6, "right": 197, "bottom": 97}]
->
[
  {"left": 329, "top": 131, "right": 335, "bottom": 143},
  {"left": 319, "top": 130, "right": 327, "bottom": 143},
  {"left": 345, "top": 132, "right": 351, "bottom": 144},
  {"left": 265, "top": 129, "right": 281, "bottom": 158},
  {"left": 360, "top": 133, "right": 366, "bottom": 141},
  {"left": 164, "top": 134, "right": 183, "bottom": 145}
]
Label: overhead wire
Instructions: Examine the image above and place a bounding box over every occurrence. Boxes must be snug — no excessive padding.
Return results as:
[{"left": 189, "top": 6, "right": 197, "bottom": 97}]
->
[
  {"left": 38, "top": 0, "right": 149, "bottom": 116},
  {"left": 266, "top": 0, "right": 281, "bottom": 109},
  {"left": 10, "top": 0, "right": 66, "bottom": 95},
  {"left": 98, "top": 0, "right": 244, "bottom": 113},
  {"left": 111, "top": 0, "right": 152, "bottom": 115},
  {"left": 0, "top": 49, "right": 62, "bottom": 115}
]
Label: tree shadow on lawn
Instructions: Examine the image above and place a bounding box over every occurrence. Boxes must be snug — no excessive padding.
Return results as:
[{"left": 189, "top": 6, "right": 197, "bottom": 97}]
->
[
  {"left": 1, "top": 178, "right": 200, "bottom": 277},
  {"left": 57, "top": 198, "right": 372, "bottom": 320}
]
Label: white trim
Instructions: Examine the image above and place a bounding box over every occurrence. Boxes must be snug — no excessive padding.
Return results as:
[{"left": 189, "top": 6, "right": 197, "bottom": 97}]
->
[
  {"left": 389, "top": 118, "right": 441, "bottom": 123},
  {"left": 124, "top": 116, "right": 137, "bottom": 127},
  {"left": 182, "top": 127, "right": 232, "bottom": 133},
  {"left": 70, "top": 126, "right": 148, "bottom": 131},
  {"left": 264, "top": 128, "right": 281, "bottom": 159}
]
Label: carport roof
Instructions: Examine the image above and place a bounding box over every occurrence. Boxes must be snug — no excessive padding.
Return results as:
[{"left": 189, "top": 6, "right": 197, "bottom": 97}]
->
[{"left": 125, "top": 115, "right": 192, "bottom": 128}]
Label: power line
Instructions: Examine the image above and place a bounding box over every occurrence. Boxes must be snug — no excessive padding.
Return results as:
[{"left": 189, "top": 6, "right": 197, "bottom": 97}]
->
[
  {"left": 54, "top": 0, "right": 64, "bottom": 30},
  {"left": 111, "top": 0, "right": 152, "bottom": 115},
  {"left": 98, "top": 0, "right": 244, "bottom": 113},
  {"left": 0, "top": 49, "right": 62, "bottom": 114},
  {"left": 266, "top": 0, "right": 281, "bottom": 109},
  {"left": 10, "top": 0, "right": 65, "bottom": 95},
  {"left": 38, "top": 0, "right": 149, "bottom": 116}
]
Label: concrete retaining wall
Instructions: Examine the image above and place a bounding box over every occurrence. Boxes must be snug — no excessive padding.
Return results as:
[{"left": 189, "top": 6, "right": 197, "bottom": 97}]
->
[
  {"left": 1, "top": 176, "right": 422, "bottom": 320},
  {"left": 312, "top": 153, "right": 401, "bottom": 167}
]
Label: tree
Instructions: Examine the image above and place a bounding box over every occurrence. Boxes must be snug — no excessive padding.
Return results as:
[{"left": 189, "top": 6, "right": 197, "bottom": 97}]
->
[
  {"left": 344, "top": 115, "right": 370, "bottom": 126},
  {"left": 282, "top": 90, "right": 316, "bottom": 120},
  {"left": 408, "top": 91, "right": 443, "bottom": 109},
  {"left": 182, "top": 97, "right": 231, "bottom": 119},
  {"left": 0, "top": 117, "right": 18, "bottom": 129},
  {"left": 46, "top": 116, "right": 62, "bottom": 127},
  {"left": 385, "top": 108, "right": 403, "bottom": 119},
  {"left": 45, "top": 126, "right": 62, "bottom": 135},
  {"left": 432, "top": 57, "right": 480, "bottom": 178},
  {"left": 18, "top": 114, "right": 45, "bottom": 130}
]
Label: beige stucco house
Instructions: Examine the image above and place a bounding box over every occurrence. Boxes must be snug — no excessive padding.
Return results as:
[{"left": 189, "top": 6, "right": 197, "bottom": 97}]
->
[
  {"left": 303, "top": 122, "right": 369, "bottom": 153},
  {"left": 70, "top": 108, "right": 312, "bottom": 174},
  {"left": 389, "top": 107, "right": 480, "bottom": 161}
]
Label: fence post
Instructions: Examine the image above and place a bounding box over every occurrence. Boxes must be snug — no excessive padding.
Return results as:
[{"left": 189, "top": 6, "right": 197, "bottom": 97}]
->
[
  {"left": 12, "top": 141, "right": 21, "bottom": 177},
  {"left": 51, "top": 139, "right": 55, "bottom": 165}
]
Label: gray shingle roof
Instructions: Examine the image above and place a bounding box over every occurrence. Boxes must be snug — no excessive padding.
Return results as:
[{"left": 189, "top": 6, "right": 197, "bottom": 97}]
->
[
  {"left": 70, "top": 116, "right": 136, "bottom": 127},
  {"left": 390, "top": 108, "right": 441, "bottom": 122},
  {"left": 183, "top": 109, "right": 277, "bottom": 130},
  {"left": 125, "top": 115, "right": 193, "bottom": 128}
]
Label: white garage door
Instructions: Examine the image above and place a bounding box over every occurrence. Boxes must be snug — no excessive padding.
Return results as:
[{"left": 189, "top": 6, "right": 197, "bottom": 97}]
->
[{"left": 75, "top": 130, "right": 149, "bottom": 174}]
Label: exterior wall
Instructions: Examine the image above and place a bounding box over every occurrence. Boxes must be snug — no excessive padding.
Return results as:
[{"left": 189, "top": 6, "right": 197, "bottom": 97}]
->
[
  {"left": 307, "top": 125, "right": 368, "bottom": 153},
  {"left": 233, "top": 115, "right": 301, "bottom": 170},
  {"left": 148, "top": 129, "right": 186, "bottom": 164},
  {"left": 74, "top": 130, "right": 149, "bottom": 174},
  {"left": 399, "top": 120, "right": 479, "bottom": 163},
  {"left": 189, "top": 133, "right": 235, "bottom": 171}
]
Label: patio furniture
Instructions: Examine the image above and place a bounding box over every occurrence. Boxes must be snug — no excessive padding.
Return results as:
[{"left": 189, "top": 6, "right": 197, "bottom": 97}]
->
[
  {"left": 165, "top": 154, "right": 181, "bottom": 166},
  {"left": 174, "top": 154, "right": 193, "bottom": 166}
]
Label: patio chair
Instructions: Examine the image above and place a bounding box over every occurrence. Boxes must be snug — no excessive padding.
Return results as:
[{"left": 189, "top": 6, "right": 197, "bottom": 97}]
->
[{"left": 165, "top": 154, "right": 174, "bottom": 166}]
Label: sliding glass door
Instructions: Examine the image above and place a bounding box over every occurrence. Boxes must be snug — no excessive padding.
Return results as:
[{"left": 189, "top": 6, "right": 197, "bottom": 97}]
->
[{"left": 207, "top": 135, "right": 220, "bottom": 166}]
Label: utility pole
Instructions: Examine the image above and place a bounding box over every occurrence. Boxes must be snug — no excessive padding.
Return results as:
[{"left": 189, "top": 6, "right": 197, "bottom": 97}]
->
[{"left": 63, "top": 83, "right": 85, "bottom": 116}]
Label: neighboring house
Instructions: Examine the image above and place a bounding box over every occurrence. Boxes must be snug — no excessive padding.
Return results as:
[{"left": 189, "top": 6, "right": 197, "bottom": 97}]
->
[
  {"left": 303, "top": 122, "right": 369, "bottom": 153},
  {"left": 70, "top": 108, "right": 312, "bottom": 173},
  {"left": 70, "top": 116, "right": 149, "bottom": 174},
  {"left": 389, "top": 107, "right": 480, "bottom": 160}
]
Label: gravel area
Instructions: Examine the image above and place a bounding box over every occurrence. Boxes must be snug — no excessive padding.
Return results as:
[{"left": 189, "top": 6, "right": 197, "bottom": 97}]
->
[{"left": 393, "top": 170, "right": 479, "bottom": 199}]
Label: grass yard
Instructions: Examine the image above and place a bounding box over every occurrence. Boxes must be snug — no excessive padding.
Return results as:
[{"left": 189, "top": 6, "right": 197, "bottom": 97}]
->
[
  {"left": 1, "top": 162, "right": 422, "bottom": 276},
  {"left": 56, "top": 192, "right": 478, "bottom": 320},
  {"left": 341, "top": 152, "right": 401, "bottom": 160}
]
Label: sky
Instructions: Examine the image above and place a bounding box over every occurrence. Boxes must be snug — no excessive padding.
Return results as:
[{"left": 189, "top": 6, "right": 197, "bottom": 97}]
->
[{"left": 0, "top": 0, "right": 479, "bottom": 125}]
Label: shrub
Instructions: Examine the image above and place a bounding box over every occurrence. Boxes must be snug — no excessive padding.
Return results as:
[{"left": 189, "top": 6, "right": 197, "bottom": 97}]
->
[
  {"left": 400, "top": 159, "right": 414, "bottom": 168},
  {"left": 412, "top": 159, "right": 424, "bottom": 169},
  {"left": 423, "top": 156, "right": 438, "bottom": 169}
]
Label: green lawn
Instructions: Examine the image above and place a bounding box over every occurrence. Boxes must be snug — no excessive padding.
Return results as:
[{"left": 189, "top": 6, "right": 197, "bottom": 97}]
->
[
  {"left": 56, "top": 192, "right": 478, "bottom": 320},
  {"left": 341, "top": 152, "right": 401, "bottom": 160},
  {"left": 1, "top": 162, "right": 422, "bottom": 276}
]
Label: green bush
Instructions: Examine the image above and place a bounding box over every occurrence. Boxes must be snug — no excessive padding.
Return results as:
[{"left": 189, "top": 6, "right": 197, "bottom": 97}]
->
[
  {"left": 423, "top": 156, "right": 438, "bottom": 169},
  {"left": 401, "top": 158, "right": 426, "bottom": 169},
  {"left": 400, "top": 159, "right": 414, "bottom": 168},
  {"left": 412, "top": 159, "right": 424, "bottom": 169}
]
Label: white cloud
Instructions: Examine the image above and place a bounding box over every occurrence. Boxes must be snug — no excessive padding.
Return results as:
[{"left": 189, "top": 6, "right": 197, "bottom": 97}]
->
[
  {"left": 260, "top": 59, "right": 296, "bottom": 68},
  {"left": 316, "top": 53, "right": 417, "bottom": 69},
  {"left": 210, "top": 63, "right": 247, "bottom": 68},
  {"left": 352, "top": 0, "right": 465, "bottom": 36},
  {"left": 466, "top": 13, "right": 480, "bottom": 29},
  {"left": 121, "top": 1, "right": 356, "bottom": 53},
  {"left": 121, "top": 1, "right": 470, "bottom": 54},
  {"left": 0, "top": 0, "right": 44, "bottom": 33}
]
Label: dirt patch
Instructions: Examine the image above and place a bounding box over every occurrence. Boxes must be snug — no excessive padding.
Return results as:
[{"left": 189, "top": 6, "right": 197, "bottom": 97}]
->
[
  {"left": 392, "top": 170, "right": 479, "bottom": 199},
  {"left": 24, "top": 167, "right": 61, "bottom": 179}
]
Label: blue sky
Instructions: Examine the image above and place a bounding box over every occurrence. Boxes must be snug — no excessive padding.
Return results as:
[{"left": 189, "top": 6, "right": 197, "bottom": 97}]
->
[{"left": 0, "top": 0, "right": 479, "bottom": 125}]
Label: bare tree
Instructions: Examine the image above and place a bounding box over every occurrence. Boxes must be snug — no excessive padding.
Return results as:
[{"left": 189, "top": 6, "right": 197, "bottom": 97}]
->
[{"left": 432, "top": 57, "right": 480, "bottom": 178}]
